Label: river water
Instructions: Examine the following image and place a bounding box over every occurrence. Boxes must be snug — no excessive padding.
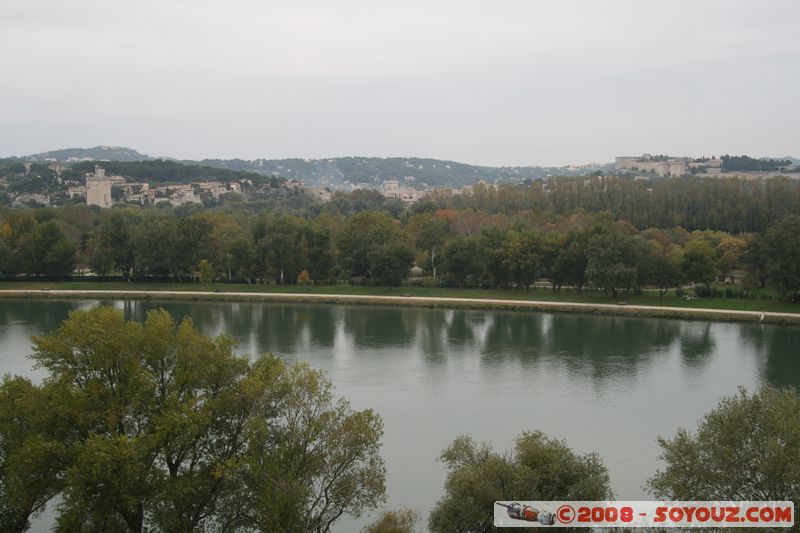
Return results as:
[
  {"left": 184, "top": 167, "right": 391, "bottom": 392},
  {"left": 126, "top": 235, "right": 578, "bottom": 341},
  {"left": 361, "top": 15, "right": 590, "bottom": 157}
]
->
[{"left": 2, "top": 298, "right": 799, "bottom": 531}]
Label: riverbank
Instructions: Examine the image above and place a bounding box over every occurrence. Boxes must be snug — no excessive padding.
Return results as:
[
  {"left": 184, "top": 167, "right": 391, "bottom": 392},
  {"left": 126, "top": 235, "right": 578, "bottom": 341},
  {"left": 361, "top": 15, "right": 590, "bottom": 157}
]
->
[{"left": 2, "top": 283, "right": 799, "bottom": 325}]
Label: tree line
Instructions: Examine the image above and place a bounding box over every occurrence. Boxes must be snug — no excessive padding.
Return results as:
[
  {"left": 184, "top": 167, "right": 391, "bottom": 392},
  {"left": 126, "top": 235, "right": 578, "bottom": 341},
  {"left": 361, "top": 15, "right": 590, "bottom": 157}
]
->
[
  {"left": 721, "top": 155, "right": 793, "bottom": 172},
  {"left": 2, "top": 308, "right": 799, "bottom": 532},
  {"left": 429, "top": 175, "right": 800, "bottom": 234},
  {"left": 1, "top": 204, "right": 800, "bottom": 300}
]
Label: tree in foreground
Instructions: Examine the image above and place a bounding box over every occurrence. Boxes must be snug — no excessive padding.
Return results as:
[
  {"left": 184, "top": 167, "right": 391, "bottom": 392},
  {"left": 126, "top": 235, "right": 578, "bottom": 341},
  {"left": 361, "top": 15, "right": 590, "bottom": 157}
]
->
[
  {"left": 0, "top": 306, "right": 385, "bottom": 533},
  {"left": 362, "top": 508, "right": 419, "bottom": 533},
  {"left": 648, "top": 386, "right": 800, "bottom": 518},
  {"left": 428, "top": 432, "right": 611, "bottom": 533}
]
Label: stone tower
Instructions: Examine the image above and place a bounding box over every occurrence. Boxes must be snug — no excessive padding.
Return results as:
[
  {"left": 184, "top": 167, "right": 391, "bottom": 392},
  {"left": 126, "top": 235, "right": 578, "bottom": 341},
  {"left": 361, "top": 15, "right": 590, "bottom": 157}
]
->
[{"left": 85, "top": 165, "right": 113, "bottom": 208}]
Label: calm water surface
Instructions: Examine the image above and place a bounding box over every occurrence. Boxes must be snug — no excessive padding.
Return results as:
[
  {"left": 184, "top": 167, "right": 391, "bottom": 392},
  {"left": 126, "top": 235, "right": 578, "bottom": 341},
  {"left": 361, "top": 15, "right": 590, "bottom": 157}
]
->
[{"left": 2, "top": 299, "right": 799, "bottom": 531}]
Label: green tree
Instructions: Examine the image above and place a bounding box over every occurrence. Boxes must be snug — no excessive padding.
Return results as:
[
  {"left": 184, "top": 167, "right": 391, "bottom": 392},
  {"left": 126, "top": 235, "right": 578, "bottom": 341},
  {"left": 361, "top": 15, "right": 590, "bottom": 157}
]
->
[
  {"left": 502, "top": 229, "right": 543, "bottom": 290},
  {"left": 262, "top": 214, "right": 304, "bottom": 284},
  {"left": 27, "top": 220, "right": 75, "bottom": 278},
  {"left": 429, "top": 432, "right": 611, "bottom": 533},
  {"left": 175, "top": 216, "right": 214, "bottom": 281},
  {"left": 197, "top": 259, "right": 214, "bottom": 284},
  {"left": 367, "top": 243, "right": 415, "bottom": 287},
  {"left": 304, "top": 222, "right": 334, "bottom": 283},
  {"left": 88, "top": 211, "right": 131, "bottom": 279},
  {"left": 585, "top": 232, "right": 640, "bottom": 299},
  {"left": 227, "top": 236, "right": 254, "bottom": 283},
  {"left": 0, "top": 238, "right": 12, "bottom": 276},
  {"left": 131, "top": 212, "right": 179, "bottom": 278},
  {"left": 337, "top": 211, "right": 399, "bottom": 278},
  {"left": 0, "top": 307, "right": 386, "bottom": 532},
  {"left": 741, "top": 235, "right": 768, "bottom": 289},
  {"left": 326, "top": 189, "right": 386, "bottom": 216},
  {"left": 0, "top": 376, "right": 74, "bottom": 533},
  {"left": 87, "top": 238, "right": 114, "bottom": 279},
  {"left": 680, "top": 240, "right": 718, "bottom": 288},
  {"left": 716, "top": 235, "right": 746, "bottom": 278},
  {"left": 648, "top": 243, "right": 683, "bottom": 297},
  {"left": 648, "top": 386, "right": 800, "bottom": 522},
  {"left": 764, "top": 216, "right": 800, "bottom": 300},
  {"left": 297, "top": 269, "right": 311, "bottom": 285},
  {"left": 442, "top": 236, "right": 482, "bottom": 288},
  {"left": 478, "top": 226, "right": 510, "bottom": 289},
  {"left": 363, "top": 509, "right": 419, "bottom": 533},
  {"left": 411, "top": 214, "right": 450, "bottom": 279},
  {"left": 0, "top": 212, "right": 36, "bottom": 250},
  {"left": 253, "top": 241, "right": 270, "bottom": 285},
  {"left": 551, "top": 229, "right": 590, "bottom": 292}
]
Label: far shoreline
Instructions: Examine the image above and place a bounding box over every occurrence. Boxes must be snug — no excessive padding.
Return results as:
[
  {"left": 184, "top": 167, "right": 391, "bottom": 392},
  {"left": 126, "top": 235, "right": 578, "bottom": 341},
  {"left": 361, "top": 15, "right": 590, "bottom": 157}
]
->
[{"left": 2, "top": 287, "right": 799, "bottom": 326}]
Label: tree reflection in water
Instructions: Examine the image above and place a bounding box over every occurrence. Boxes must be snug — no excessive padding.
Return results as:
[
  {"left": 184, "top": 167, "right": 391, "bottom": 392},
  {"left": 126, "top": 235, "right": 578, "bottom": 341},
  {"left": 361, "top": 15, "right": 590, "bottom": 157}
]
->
[{"left": 1, "top": 299, "right": 798, "bottom": 388}]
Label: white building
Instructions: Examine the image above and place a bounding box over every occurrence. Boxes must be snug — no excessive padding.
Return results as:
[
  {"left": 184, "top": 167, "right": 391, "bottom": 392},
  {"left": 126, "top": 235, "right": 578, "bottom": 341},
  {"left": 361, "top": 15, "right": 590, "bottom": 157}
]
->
[
  {"left": 384, "top": 180, "right": 400, "bottom": 195},
  {"left": 169, "top": 187, "right": 202, "bottom": 207},
  {"left": 67, "top": 186, "right": 86, "bottom": 199},
  {"left": 85, "top": 165, "right": 113, "bottom": 208}
]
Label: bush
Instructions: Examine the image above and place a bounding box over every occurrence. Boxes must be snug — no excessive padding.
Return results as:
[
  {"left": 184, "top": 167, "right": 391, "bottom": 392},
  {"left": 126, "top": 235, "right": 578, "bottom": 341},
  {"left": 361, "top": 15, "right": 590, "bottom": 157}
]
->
[
  {"left": 429, "top": 432, "right": 611, "bottom": 533},
  {"left": 648, "top": 386, "right": 800, "bottom": 513},
  {"left": 422, "top": 276, "right": 439, "bottom": 288},
  {"left": 722, "top": 287, "right": 753, "bottom": 299},
  {"left": 363, "top": 509, "right": 419, "bottom": 533},
  {"left": 693, "top": 286, "right": 718, "bottom": 298}
]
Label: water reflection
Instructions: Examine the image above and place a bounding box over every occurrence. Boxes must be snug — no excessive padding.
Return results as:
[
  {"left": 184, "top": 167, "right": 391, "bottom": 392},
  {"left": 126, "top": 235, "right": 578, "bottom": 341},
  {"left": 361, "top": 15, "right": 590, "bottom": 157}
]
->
[
  {"left": 445, "top": 310, "right": 482, "bottom": 349},
  {"left": 481, "top": 312, "right": 546, "bottom": 366},
  {"left": 477, "top": 313, "right": 684, "bottom": 380},
  {"left": 343, "top": 306, "right": 417, "bottom": 349},
  {"left": 679, "top": 323, "right": 716, "bottom": 369},
  {"left": 0, "top": 298, "right": 83, "bottom": 334},
  {"left": 742, "top": 325, "right": 800, "bottom": 388},
  {"left": 415, "top": 309, "right": 449, "bottom": 362},
  {"left": 549, "top": 314, "right": 678, "bottom": 356},
  {"left": 2, "top": 299, "right": 799, "bottom": 389}
]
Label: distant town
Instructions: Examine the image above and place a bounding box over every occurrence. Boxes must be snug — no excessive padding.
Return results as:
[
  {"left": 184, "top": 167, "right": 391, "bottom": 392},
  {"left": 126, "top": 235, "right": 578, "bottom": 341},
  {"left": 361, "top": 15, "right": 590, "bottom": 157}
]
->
[{"left": 0, "top": 148, "right": 797, "bottom": 209}]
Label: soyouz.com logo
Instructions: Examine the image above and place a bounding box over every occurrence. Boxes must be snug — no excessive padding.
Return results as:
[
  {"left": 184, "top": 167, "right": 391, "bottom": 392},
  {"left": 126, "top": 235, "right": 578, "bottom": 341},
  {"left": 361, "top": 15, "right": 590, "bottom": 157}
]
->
[{"left": 493, "top": 501, "right": 795, "bottom": 528}]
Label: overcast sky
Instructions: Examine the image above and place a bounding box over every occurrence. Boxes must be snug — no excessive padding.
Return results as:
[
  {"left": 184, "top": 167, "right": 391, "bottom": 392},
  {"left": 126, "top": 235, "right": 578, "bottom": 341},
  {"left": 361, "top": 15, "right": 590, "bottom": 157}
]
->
[{"left": 1, "top": 0, "right": 798, "bottom": 166}]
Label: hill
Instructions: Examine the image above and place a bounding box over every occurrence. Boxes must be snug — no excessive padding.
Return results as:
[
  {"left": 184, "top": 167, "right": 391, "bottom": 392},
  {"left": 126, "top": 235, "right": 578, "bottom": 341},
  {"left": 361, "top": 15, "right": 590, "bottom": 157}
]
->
[
  {"left": 26, "top": 146, "right": 154, "bottom": 162},
  {"left": 195, "top": 156, "right": 611, "bottom": 189},
  {"left": 62, "top": 160, "right": 282, "bottom": 186},
  {"left": 18, "top": 147, "right": 613, "bottom": 188}
]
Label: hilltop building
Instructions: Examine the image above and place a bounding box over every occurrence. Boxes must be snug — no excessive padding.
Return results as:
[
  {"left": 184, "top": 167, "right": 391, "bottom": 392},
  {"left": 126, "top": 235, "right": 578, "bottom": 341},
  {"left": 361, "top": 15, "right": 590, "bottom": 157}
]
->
[
  {"left": 381, "top": 179, "right": 421, "bottom": 205},
  {"left": 85, "top": 165, "right": 113, "bottom": 208},
  {"left": 615, "top": 154, "right": 689, "bottom": 176},
  {"left": 615, "top": 154, "right": 723, "bottom": 177}
]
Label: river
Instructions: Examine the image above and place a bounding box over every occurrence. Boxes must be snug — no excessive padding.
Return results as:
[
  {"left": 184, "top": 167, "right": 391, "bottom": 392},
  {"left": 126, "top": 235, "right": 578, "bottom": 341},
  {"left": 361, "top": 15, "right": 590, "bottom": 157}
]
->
[{"left": 2, "top": 298, "right": 799, "bottom": 531}]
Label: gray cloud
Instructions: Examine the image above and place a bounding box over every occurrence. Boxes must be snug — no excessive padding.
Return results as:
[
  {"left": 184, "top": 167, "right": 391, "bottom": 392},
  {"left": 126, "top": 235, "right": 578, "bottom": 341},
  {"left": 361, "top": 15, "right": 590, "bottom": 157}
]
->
[{"left": 1, "top": 0, "right": 798, "bottom": 165}]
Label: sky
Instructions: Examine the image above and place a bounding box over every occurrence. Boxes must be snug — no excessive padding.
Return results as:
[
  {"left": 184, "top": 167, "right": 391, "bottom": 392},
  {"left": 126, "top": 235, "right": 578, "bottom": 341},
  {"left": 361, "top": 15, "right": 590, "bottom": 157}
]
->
[{"left": 1, "top": 0, "right": 798, "bottom": 166}]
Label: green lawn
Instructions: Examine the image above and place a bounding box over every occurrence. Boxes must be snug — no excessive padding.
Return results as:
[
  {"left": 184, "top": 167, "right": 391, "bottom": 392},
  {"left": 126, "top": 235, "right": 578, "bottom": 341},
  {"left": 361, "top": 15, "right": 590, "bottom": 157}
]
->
[{"left": 1, "top": 281, "right": 798, "bottom": 314}]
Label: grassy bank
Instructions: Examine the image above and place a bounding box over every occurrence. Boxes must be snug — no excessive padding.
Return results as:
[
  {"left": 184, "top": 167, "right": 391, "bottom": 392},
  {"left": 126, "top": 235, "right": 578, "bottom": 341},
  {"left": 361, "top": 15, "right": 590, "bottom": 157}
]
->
[{"left": 1, "top": 281, "right": 799, "bottom": 325}]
